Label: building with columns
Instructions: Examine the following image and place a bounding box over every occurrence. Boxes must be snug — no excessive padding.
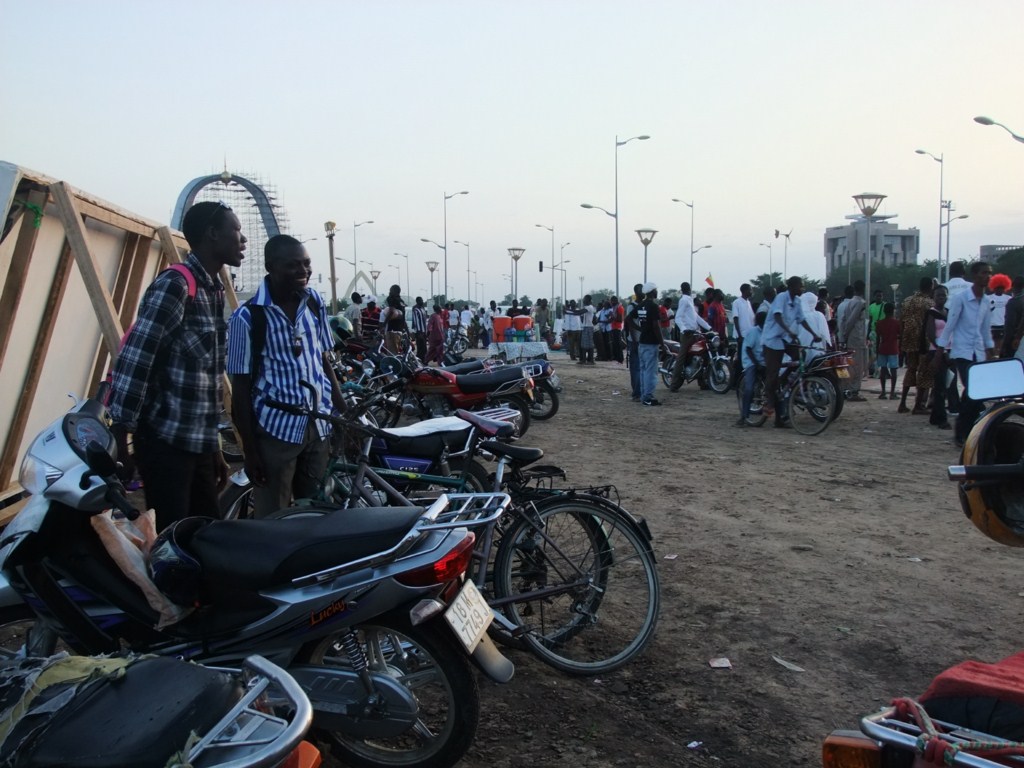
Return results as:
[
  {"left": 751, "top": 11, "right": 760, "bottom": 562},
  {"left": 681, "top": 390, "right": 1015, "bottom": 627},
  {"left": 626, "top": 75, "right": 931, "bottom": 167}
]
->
[{"left": 824, "top": 220, "right": 920, "bottom": 280}]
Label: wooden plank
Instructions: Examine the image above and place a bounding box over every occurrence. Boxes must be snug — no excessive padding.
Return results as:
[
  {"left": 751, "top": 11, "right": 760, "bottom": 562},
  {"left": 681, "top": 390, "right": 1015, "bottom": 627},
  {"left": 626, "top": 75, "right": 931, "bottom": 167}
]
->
[
  {"left": 0, "top": 494, "right": 28, "bottom": 529},
  {"left": 0, "top": 188, "right": 49, "bottom": 369},
  {"left": 87, "top": 233, "right": 138, "bottom": 391},
  {"left": 0, "top": 241, "right": 74, "bottom": 488},
  {"left": 50, "top": 181, "right": 123, "bottom": 356}
]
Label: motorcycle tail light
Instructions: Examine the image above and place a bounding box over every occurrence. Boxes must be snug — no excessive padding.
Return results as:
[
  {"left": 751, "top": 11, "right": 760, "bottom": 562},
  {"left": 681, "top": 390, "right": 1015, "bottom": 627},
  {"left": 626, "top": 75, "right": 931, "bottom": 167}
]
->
[
  {"left": 280, "top": 741, "right": 323, "bottom": 768},
  {"left": 821, "top": 731, "right": 881, "bottom": 768},
  {"left": 397, "top": 533, "right": 476, "bottom": 587}
]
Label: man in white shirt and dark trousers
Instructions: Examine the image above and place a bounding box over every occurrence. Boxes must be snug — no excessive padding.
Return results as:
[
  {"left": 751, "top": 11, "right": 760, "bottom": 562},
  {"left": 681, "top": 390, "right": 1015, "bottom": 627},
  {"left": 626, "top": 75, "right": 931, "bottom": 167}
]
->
[
  {"left": 936, "top": 261, "right": 994, "bottom": 447},
  {"left": 730, "top": 283, "right": 756, "bottom": 389},
  {"left": 670, "top": 282, "right": 710, "bottom": 391}
]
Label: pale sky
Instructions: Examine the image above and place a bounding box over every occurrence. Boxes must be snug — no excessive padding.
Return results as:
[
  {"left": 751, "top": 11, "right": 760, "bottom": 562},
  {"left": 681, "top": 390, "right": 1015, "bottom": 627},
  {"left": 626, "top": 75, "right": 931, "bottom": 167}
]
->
[{"left": 2, "top": 0, "right": 1022, "bottom": 302}]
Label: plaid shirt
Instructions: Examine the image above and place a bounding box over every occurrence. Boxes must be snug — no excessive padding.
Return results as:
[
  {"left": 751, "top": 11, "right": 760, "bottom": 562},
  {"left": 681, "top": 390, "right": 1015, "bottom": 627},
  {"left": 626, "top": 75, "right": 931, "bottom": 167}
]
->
[{"left": 109, "top": 253, "right": 226, "bottom": 453}]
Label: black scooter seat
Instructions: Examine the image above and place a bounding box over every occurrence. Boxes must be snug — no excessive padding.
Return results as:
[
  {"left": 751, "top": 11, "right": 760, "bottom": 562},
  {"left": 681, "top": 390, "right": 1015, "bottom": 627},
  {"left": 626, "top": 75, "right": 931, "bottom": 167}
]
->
[
  {"left": 455, "top": 367, "right": 527, "bottom": 393},
  {"left": 480, "top": 439, "right": 544, "bottom": 466},
  {"left": 191, "top": 506, "right": 424, "bottom": 590},
  {"left": 441, "top": 360, "right": 486, "bottom": 374}
]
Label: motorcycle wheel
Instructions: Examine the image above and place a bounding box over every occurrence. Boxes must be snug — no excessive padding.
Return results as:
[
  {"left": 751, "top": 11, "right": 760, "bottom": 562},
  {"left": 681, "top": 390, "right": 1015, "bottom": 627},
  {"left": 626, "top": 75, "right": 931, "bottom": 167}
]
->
[
  {"left": 529, "top": 380, "right": 560, "bottom": 421},
  {"left": 821, "top": 372, "right": 845, "bottom": 421},
  {"left": 449, "top": 335, "right": 469, "bottom": 356},
  {"left": 736, "top": 369, "right": 768, "bottom": 427},
  {"left": 0, "top": 604, "right": 60, "bottom": 659},
  {"left": 660, "top": 362, "right": 673, "bottom": 389},
  {"left": 219, "top": 481, "right": 255, "bottom": 520},
  {"left": 787, "top": 375, "right": 837, "bottom": 436},
  {"left": 708, "top": 358, "right": 732, "bottom": 394},
  {"left": 485, "top": 394, "right": 531, "bottom": 438},
  {"left": 301, "top": 614, "right": 480, "bottom": 768}
]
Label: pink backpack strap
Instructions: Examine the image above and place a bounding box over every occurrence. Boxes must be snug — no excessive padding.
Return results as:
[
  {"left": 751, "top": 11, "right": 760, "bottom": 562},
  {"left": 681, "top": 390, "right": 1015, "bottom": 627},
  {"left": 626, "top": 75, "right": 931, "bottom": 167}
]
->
[{"left": 165, "top": 263, "right": 197, "bottom": 300}]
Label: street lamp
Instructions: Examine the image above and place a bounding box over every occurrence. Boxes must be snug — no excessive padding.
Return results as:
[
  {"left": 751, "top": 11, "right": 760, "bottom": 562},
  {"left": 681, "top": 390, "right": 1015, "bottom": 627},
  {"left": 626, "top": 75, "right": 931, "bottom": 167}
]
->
[
  {"left": 535, "top": 224, "right": 555, "bottom": 300},
  {"left": 508, "top": 248, "right": 525, "bottom": 300},
  {"left": 426, "top": 260, "right": 439, "bottom": 303},
  {"left": 393, "top": 252, "right": 409, "bottom": 300},
  {"left": 915, "top": 149, "right": 944, "bottom": 280},
  {"left": 581, "top": 133, "right": 650, "bottom": 298},
  {"left": 441, "top": 190, "right": 469, "bottom": 305},
  {"left": 671, "top": 199, "right": 697, "bottom": 285},
  {"left": 579, "top": 275, "right": 585, "bottom": 302},
  {"left": 421, "top": 238, "right": 445, "bottom": 300},
  {"left": 635, "top": 228, "right": 658, "bottom": 282},
  {"left": 890, "top": 282, "right": 900, "bottom": 306},
  {"left": 388, "top": 263, "right": 401, "bottom": 294},
  {"left": 941, "top": 211, "right": 969, "bottom": 277},
  {"left": 353, "top": 220, "right": 373, "bottom": 289},
  {"left": 692, "top": 245, "right": 712, "bottom": 284},
  {"left": 453, "top": 240, "right": 470, "bottom": 302},
  {"left": 852, "top": 192, "right": 888, "bottom": 304},
  {"left": 369, "top": 268, "right": 381, "bottom": 295},
  {"left": 502, "top": 273, "right": 513, "bottom": 298},
  {"left": 324, "top": 221, "right": 337, "bottom": 310},
  {"left": 758, "top": 242, "right": 773, "bottom": 283},
  {"left": 974, "top": 116, "right": 1024, "bottom": 145}
]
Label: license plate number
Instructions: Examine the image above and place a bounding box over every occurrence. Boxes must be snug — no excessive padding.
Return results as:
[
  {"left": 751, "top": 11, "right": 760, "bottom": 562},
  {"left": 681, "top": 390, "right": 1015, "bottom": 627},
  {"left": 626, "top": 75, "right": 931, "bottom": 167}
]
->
[
  {"left": 444, "top": 580, "right": 492, "bottom": 653},
  {"left": 837, "top": 369, "right": 850, "bottom": 379}
]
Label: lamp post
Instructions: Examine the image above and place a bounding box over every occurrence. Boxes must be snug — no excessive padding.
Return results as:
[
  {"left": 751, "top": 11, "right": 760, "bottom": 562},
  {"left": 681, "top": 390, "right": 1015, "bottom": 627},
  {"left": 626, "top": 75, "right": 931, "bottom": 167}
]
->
[
  {"left": 535, "top": 224, "right": 555, "bottom": 300},
  {"left": 420, "top": 238, "right": 445, "bottom": 301},
  {"left": 915, "top": 149, "right": 944, "bottom": 281},
  {"left": 324, "top": 221, "right": 337, "bottom": 311},
  {"left": 453, "top": 240, "right": 470, "bottom": 302},
  {"left": 974, "top": 115, "right": 1024, "bottom": 145},
  {"left": 471, "top": 270, "right": 479, "bottom": 305},
  {"left": 692, "top": 245, "right": 712, "bottom": 284},
  {"left": 353, "top": 220, "right": 373, "bottom": 290},
  {"left": 941, "top": 210, "right": 969, "bottom": 279},
  {"left": 579, "top": 275, "right": 585, "bottom": 303},
  {"left": 388, "top": 263, "right": 401, "bottom": 294},
  {"left": 508, "top": 248, "right": 525, "bottom": 300},
  {"left": 635, "top": 228, "right": 658, "bottom": 282},
  {"left": 671, "top": 199, "right": 696, "bottom": 285},
  {"left": 890, "top": 282, "right": 900, "bottom": 306},
  {"left": 369, "top": 268, "right": 381, "bottom": 295},
  {"left": 442, "top": 190, "right": 469, "bottom": 305},
  {"left": 425, "top": 260, "right": 439, "bottom": 304},
  {"left": 779, "top": 229, "right": 792, "bottom": 277},
  {"left": 758, "top": 242, "right": 773, "bottom": 283},
  {"left": 393, "top": 252, "right": 409, "bottom": 301},
  {"left": 502, "top": 273, "right": 513, "bottom": 298},
  {"left": 852, "top": 193, "right": 888, "bottom": 305}
]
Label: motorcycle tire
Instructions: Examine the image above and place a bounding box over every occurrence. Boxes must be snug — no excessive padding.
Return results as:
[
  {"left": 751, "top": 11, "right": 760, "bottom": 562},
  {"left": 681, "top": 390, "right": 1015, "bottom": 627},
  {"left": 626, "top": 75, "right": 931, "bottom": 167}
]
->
[
  {"left": 821, "top": 371, "right": 845, "bottom": 421},
  {"left": 529, "top": 380, "right": 560, "bottom": 421},
  {"left": 660, "top": 363, "right": 673, "bottom": 390},
  {"left": 485, "top": 394, "right": 531, "bottom": 438},
  {"left": 0, "top": 604, "right": 60, "bottom": 659},
  {"left": 300, "top": 613, "right": 480, "bottom": 768},
  {"left": 708, "top": 358, "right": 732, "bottom": 394}
]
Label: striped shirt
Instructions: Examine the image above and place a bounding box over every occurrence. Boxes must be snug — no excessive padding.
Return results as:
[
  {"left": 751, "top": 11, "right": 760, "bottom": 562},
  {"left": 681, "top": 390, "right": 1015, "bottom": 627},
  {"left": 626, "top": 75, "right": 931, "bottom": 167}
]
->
[
  {"left": 109, "top": 252, "right": 225, "bottom": 454},
  {"left": 226, "top": 281, "right": 335, "bottom": 444},
  {"left": 412, "top": 304, "right": 428, "bottom": 333}
]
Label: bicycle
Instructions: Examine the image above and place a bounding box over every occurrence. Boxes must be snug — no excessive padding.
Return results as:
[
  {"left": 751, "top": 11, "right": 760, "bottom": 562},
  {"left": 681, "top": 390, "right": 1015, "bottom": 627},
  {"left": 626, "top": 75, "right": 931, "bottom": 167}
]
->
[{"left": 736, "top": 347, "right": 838, "bottom": 435}]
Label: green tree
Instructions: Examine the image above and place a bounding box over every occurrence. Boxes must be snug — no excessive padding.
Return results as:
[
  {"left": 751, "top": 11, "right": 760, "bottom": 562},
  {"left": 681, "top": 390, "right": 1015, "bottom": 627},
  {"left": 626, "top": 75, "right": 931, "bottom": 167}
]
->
[{"left": 997, "top": 247, "right": 1024, "bottom": 277}]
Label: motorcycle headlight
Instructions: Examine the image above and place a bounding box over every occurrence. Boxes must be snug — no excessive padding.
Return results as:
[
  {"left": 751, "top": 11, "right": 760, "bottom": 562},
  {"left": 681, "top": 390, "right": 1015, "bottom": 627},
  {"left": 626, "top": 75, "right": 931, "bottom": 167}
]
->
[{"left": 19, "top": 452, "right": 63, "bottom": 494}]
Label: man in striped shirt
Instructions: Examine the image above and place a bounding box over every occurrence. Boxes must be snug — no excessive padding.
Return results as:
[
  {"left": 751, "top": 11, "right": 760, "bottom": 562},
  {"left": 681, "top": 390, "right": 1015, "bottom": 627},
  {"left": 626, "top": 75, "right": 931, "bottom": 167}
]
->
[
  {"left": 411, "top": 296, "right": 428, "bottom": 359},
  {"left": 227, "top": 235, "right": 345, "bottom": 518}
]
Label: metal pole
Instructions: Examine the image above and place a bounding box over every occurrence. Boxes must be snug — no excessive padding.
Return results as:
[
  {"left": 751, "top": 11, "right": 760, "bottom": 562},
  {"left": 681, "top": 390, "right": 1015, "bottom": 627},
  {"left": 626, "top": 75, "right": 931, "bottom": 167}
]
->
[
  {"left": 326, "top": 231, "right": 337, "bottom": 310},
  {"left": 614, "top": 136, "right": 620, "bottom": 298},
  {"left": 688, "top": 202, "right": 695, "bottom": 286},
  {"left": 937, "top": 157, "right": 944, "bottom": 281},
  {"left": 443, "top": 193, "right": 448, "bottom": 302}
]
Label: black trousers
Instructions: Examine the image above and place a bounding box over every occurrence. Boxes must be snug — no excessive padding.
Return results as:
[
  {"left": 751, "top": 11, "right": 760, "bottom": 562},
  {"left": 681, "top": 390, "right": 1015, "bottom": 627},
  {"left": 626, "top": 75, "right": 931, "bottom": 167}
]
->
[{"left": 133, "top": 426, "right": 220, "bottom": 531}]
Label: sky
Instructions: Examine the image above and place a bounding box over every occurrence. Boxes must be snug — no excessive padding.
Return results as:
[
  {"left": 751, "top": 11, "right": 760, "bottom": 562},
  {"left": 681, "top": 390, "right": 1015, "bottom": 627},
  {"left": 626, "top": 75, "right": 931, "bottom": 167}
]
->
[{"left": 2, "top": 0, "right": 1022, "bottom": 304}]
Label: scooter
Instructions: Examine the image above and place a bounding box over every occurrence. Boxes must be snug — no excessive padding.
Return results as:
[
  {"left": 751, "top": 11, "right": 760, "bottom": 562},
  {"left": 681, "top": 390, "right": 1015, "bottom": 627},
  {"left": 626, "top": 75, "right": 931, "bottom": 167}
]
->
[
  {"left": 0, "top": 389, "right": 515, "bottom": 768},
  {"left": 0, "top": 653, "right": 319, "bottom": 768}
]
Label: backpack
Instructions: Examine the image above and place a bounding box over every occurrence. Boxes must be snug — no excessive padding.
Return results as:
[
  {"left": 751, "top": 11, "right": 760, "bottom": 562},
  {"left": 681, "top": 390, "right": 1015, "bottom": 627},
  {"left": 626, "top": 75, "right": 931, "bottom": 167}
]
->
[{"left": 245, "top": 293, "right": 321, "bottom": 385}]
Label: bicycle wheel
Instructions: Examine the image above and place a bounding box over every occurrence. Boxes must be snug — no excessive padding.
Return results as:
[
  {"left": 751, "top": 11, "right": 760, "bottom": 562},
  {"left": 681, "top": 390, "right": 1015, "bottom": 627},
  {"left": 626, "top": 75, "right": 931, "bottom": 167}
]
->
[
  {"left": 787, "top": 374, "right": 836, "bottom": 436},
  {"left": 736, "top": 369, "right": 768, "bottom": 426},
  {"left": 529, "top": 380, "right": 560, "bottom": 421},
  {"left": 708, "top": 358, "right": 732, "bottom": 394},
  {"left": 492, "top": 500, "right": 660, "bottom": 675}
]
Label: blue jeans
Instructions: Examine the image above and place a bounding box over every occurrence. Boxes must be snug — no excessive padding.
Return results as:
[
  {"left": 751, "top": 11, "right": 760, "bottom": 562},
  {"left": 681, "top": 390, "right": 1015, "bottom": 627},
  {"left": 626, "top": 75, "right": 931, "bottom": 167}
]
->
[
  {"left": 627, "top": 337, "right": 640, "bottom": 398},
  {"left": 740, "top": 366, "right": 759, "bottom": 419},
  {"left": 639, "top": 344, "right": 659, "bottom": 401}
]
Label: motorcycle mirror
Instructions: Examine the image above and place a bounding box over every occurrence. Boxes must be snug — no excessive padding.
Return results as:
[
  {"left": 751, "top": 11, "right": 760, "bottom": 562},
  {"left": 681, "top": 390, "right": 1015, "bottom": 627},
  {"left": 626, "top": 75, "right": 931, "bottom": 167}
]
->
[
  {"left": 86, "top": 440, "right": 118, "bottom": 477},
  {"left": 379, "top": 356, "right": 406, "bottom": 377},
  {"left": 966, "top": 357, "right": 1024, "bottom": 401},
  {"left": 362, "top": 359, "right": 376, "bottom": 376}
]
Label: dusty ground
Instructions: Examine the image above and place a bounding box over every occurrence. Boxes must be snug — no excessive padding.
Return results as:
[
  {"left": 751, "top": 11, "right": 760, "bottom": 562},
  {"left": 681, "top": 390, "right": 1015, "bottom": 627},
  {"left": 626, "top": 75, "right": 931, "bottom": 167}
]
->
[{"left": 446, "top": 350, "right": 1024, "bottom": 767}]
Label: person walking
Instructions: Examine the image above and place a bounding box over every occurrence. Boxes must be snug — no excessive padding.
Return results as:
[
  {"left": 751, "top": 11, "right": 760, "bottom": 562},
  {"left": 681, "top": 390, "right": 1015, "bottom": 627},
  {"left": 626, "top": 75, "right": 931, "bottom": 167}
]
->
[
  {"left": 226, "top": 235, "right": 345, "bottom": 520},
  {"left": 837, "top": 281, "right": 867, "bottom": 401},
  {"left": 924, "top": 286, "right": 950, "bottom": 429},
  {"left": 875, "top": 302, "right": 900, "bottom": 400},
  {"left": 731, "top": 283, "right": 756, "bottom": 388},
  {"left": 670, "top": 282, "right": 710, "bottom": 391},
  {"left": 579, "top": 295, "right": 596, "bottom": 365},
  {"left": 109, "top": 201, "right": 244, "bottom": 530},
  {"left": 563, "top": 300, "right": 582, "bottom": 361},
  {"left": 426, "top": 304, "right": 446, "bottom": 365},
  {"left": 999, "top": 276, "right": 1024, "bottom": 358},
  {"left": 411, "top": 296, "right": 428, "bottom": 359},
  {"left": 628, "top": 282, "right": 665, "bottom": 406},
  {"left": 736, "top": 311, "right": 766, "bottom": 427},
  {"left": 896, "top": 278, "right": 934, "bottom": 414},
  {"left": 936, "top": 261, "right": 995, "bottom": 446},
  {"left": 609, "top": 295, "right": 625, "bottom": 364},
  {"left": 624, "top": 284, "right": 645, "bottom": 400}
]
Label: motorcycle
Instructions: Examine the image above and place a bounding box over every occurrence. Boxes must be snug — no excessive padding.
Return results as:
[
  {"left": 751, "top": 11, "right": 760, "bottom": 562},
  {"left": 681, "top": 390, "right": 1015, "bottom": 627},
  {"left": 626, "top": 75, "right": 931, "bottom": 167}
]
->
[
  {"left": 440, "top": 357, "right": 561, "bottom": 421},
  {"left": 0, "top": 389, "right": 515, "bottom": 768},
  {"left": 0, "top": 652, "right": 319, "bottom": 768},
  {"left": 657, "top": 332, "right": 732, "bottom": 393}
]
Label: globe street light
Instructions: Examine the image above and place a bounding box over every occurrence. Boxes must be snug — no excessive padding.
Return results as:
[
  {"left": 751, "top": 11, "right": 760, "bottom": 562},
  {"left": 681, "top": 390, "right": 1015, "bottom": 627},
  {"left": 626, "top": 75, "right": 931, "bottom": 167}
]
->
[
  {"left": 852, "top": 192, "right": 888, "bottom": 306},
  {"left": 421, "top": 238, "right": 445, "bottom": 300},
  {"left": 393, "top": 252, "right": 410, "bottom": 300},
  {"left": 671, "top": 199, "right": 697, "bottom": 285},
  {"left": 915, "top": 149, "right": 945, "bottom": 280},
  {"left": 442, "top": 190, "right": 469, "bottom": 305},
  {"left": 508, "top": 248, "right": 525, "bottom": 300},
  {"left": 975, "top": 115, "right": 1024, "bottom": 145},
  {"left": 324, "top": 220, "right": 337, "bottom": 310},
  {"left": 890, "top": 282, "right": 900, "bottom": 306},
  {"left": 635, "top": 228, "right": 658, "bottom": 282},
  {"left": 426, "top": 260, "right": 439, "bottom": 303},
  {"left": 453, "top": 240, "right": 470, "bottom": 302},
  {"left": 353, "top": 220, "right": 374, "bottom": 289},
  {"left": 369, "top": 268, "right": 381, "bottom": 296}
]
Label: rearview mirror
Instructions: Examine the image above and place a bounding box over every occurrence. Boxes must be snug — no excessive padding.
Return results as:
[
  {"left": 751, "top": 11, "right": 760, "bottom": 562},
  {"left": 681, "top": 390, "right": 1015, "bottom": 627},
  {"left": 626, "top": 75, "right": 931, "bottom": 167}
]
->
[{"left": 967, "top": 358, "right": 1024, "bottom": 401}]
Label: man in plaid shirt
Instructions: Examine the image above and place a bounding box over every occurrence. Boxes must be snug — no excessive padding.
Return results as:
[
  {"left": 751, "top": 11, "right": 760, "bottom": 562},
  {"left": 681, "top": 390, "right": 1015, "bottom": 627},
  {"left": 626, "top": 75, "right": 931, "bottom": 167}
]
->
[{"left": 109, "top": 201, "right": 246, "bottom": 528}]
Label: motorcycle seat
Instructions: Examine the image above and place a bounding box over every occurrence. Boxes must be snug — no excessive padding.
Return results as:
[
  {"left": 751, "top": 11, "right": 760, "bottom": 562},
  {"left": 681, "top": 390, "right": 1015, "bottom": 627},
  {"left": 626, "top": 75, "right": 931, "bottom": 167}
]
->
[
  {"left": 191, "top": 506, "right": 425, "bottom": 590},
  {"left": 480, "top": 439, "right": 544, "bottom": 466},
  {"left": 441, "top": 360, "right": 486, "bottom": 374},
  {"left": 374, "top": 417, "right": 471, "bottom": 458},
  {"left": 454, "top": 408, "right": 516, "bottom": 438},
  {"left": 455, "top": 367, "right": 527, "bottom": 393}
]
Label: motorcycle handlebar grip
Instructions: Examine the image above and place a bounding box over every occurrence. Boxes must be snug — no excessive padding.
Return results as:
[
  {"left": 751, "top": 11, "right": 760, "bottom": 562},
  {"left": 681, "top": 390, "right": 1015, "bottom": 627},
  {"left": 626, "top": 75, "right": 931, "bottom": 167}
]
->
[
  {"left": 266, "top": 398, "right": 306, "bottom": 416},
  {"left": 105, "top": 485, "right": 140, "bottom": 521},
  {"left": 948, "top": 463, "right": 1024, "bottom": 481}
]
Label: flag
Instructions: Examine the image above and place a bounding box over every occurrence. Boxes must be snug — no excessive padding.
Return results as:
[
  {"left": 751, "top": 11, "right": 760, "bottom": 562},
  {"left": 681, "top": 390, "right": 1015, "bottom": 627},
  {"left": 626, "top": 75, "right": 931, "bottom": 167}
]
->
[{"left": 705, "top": 273, "right": 715, "bottom": 288}]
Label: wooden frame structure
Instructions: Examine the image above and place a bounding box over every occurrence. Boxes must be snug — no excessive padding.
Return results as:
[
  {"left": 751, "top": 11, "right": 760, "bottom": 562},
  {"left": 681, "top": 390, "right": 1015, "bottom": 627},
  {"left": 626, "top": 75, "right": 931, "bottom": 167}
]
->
[{"left": 0, "top": 162, "right": 239, "bottom": 513}]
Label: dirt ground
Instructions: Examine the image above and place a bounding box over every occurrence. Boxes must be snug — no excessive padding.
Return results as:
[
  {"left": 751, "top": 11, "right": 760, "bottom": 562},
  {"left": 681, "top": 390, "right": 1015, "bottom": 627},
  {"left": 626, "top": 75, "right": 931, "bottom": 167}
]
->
[{"left": 445, "top": 350, "right": 1024, "bottom": 767}]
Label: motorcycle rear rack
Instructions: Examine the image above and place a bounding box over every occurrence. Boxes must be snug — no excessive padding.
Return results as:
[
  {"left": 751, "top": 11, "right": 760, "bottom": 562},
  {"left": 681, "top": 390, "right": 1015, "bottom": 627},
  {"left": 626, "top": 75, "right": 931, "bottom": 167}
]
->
[{"left": 861, "top": 707, "right": 1024, "bottom": 766}]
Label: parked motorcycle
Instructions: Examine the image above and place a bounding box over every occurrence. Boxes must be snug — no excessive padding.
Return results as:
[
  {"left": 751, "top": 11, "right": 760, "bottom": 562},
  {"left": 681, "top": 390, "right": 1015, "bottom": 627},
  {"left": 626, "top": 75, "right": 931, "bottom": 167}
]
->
[
  {"left": 658, "top": 332, "right": 731, "bottom": 393},
  {"left": 440, "top": 357, "right": 561, "bottom": 421},
  {"left": 1, "top": 390, "right": 515, "bottom": 768},
  {"left": 0, "top": 653, "right": 318, "bottom": 768}
]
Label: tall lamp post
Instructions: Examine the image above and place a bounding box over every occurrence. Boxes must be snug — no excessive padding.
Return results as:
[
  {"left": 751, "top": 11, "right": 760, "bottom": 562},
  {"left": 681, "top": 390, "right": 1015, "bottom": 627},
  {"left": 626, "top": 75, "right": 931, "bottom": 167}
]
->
[
  {"left": 635, "top": 228, "right": 658, "bottom": 282},
  {"left": 941, "top": 210, "right": 969, "bottom": 277},
  {"left": 442, "top": 190, "right": 469, "bottom": 305},
  {"left": 692, "top": 245, "right": 712, "bottom": 283},
  {"left": 369, "top": 268, "right": 381, "bottom": 295},
  {"left": 671, "top": 199, "right": 697, "bottom": 285},
  {"left": 508, "top": 248, "right": 525, "bottom": 300},
  {"left": 890, "top": 282, "right": 900, "bottom": 306},
  {"left": 581, "top": 133, "right": 649, "bottom": 298},
  {"left": 915, "top": 149, "right": 944, "bottom": 281},
  {"left": 388, "top": 263, "right": 401, "bottom": 294},
  {"left": 393, "top": 252, "right": 409, "bottom": 300},
  {"left": 420, "top": 238, "right": 446, "bottom": 300},
  {"left": 974, "top": 115, "right": 1024, "bottom": 144},
  {"left": 535, "top": 224, "right": 555, "bottom": 300},
  {"left": 852, "top": 193, "right": 889, "bottom": 304},
  {"left": 353, "top": 220, "right": 374, "bottom": 290},
  {"left": 324, "top": 221, "right": 337, "bottom": 311},
  {"left": 453, "top": 240, "right": 470, "bottom": 302},
  {"left": 758, "top": 242, "right": 773, "bottom": 283},
  {"left": 579, "top": 276, "right": 585, "bottom": 303},
  {"left": 426, "top": 260, "right": 439, "bottom": 304}
]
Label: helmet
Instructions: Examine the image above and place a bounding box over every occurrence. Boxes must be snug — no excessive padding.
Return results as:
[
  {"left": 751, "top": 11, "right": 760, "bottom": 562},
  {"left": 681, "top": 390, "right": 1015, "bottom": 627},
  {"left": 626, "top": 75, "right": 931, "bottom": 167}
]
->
[
  {"left": 329, "top": 314, "right": 354, "bottom": 346},
  {"left": 148, "top": 517, "right": 213, "bottom": 606},
  {"left": 958, "top": 402, "right": 1024, "bottom": 547}
]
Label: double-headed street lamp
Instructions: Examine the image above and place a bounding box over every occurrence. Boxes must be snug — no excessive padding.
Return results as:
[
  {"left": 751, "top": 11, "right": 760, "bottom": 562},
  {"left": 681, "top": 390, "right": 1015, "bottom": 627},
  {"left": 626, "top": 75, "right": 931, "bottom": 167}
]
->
[
  {"left": 941, "top": 210, "right": 969, "bottom": 276},
  {"left": 441, "top": 190, "right": 469, "bottom": 304},
  {"left": 582, "top": 133, "right": 650, "bottom": 297},
  {"left": 671, "top": 198, "right": 697, "bottom": 285},
  {"left": 392, "top": 252, "right": 409, "bottom": 300},
  {"left": 508, "top": 248, "right": 525, "bottom": 300},
  {"left": 915, "top": 149, "right": 945, "bottom": 280},
  {"left": 758, "top": 241, "right": 773, "bottom": 281},
  {"left": 692, "top": 244, "right": 712, "bottom": 284},
  {"left": 425, "top": 260, "right": 439, "bottom": 303},
  {"left": 453, "top": 240, "right": 470, "bottom": 302},
  {"left": 635, "top": 228, "right": 658, "bottom": 282},
  {"left": 975, "top": 115, "right": 1024, "bottom": 145},
  {"left": 353, "top": 220, "right": 374, "bottom": 289},
  {"left": 535, "top": 224, "right": 555, "bottom": 300}
]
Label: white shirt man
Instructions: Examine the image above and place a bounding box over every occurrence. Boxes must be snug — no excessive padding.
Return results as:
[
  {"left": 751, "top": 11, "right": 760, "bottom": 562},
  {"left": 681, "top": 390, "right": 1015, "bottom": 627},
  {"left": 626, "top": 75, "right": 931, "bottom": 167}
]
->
[
  {"left": 731, "top": 288, "right": 755, "bottom": 341},
  {"left": 460, "top": 307, "right": 473, "bottom": 327},
  {"left": 675, "top": 292, "right": 711, "bottom": 335}
]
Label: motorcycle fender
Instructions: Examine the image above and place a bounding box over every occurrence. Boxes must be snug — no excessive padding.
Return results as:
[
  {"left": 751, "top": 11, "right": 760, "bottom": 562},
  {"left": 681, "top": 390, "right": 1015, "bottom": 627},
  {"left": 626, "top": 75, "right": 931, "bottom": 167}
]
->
[
  {"left": 471, "top": 630, "right": 515, "bottom": 683},
  {"left": 286, "top": 664, "right": 419, "bottom": 738},
  {"left": 0, "top": 572, "right": 24, "bottom": 610}
]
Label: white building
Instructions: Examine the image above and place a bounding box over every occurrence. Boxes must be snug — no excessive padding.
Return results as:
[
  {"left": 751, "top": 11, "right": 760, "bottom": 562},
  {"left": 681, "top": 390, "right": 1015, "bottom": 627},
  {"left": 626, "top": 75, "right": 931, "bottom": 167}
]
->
[{"left": 823, "top": 220, "right": 920, "bottom": 280}]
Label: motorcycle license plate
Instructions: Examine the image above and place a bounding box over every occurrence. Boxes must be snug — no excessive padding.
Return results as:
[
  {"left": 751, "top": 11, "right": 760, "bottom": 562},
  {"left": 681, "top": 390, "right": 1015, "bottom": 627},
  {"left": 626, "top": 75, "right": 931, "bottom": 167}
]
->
[
  {"left": 837, "top": 369, "right": 850, "bottom": 379},
  {"left": 444, "top": 580, "right": 492, "bottom": 653}
]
